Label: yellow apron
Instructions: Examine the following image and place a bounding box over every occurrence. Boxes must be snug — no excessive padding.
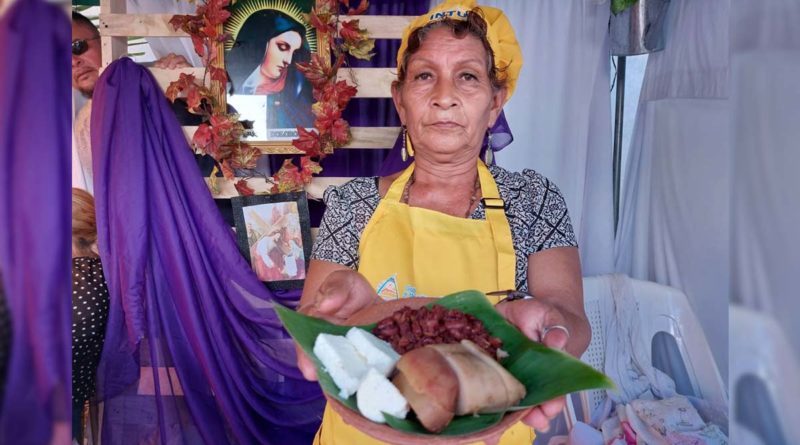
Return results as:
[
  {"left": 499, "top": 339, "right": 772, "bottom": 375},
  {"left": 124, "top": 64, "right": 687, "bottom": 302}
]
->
[{"left": 314, "top": 160, "right": 534, "bottom": 445}]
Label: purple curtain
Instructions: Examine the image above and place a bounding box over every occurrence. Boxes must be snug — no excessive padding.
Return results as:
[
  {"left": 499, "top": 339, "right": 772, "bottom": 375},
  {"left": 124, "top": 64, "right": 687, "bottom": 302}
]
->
[
  {"left": 92, "top": 58, "right": 324, "bottom": 445},
  {"left": 0, "top": 0, "right": 72, "bottom": 443}
]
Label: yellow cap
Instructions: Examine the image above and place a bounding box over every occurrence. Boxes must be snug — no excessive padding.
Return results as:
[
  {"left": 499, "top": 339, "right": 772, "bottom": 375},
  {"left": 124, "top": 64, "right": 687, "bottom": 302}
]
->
[{"left": 396, "top": 0, "right": 523, "bottom": 102}]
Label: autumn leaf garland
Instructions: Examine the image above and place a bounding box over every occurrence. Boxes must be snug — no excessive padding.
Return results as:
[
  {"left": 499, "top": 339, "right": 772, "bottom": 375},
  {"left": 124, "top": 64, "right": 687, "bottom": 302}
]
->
[{"left": 168, "top": 0, "right": 374, "bottom": 195}]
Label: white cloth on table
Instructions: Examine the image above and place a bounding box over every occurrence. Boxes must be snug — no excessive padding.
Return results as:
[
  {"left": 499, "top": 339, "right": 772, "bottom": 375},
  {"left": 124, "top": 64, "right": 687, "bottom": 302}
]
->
[{"left": 601, "top": 275, "right": 677, "bottom": 406}]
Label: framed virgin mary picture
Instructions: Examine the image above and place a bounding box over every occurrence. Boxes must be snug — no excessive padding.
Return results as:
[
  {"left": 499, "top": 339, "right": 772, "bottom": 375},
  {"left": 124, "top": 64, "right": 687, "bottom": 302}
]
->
[
  {"left": 222, "top": 0, "right": 320, "bottom": 152},
  {"left": 232, "top": 192, "right": 313, "bottom": 290}
]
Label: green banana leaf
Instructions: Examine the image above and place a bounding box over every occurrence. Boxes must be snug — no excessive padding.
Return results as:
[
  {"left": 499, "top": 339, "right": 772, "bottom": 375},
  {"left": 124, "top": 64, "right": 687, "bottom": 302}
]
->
[{"left": 275, "top": 290, "right": 615, "bottom": 436}]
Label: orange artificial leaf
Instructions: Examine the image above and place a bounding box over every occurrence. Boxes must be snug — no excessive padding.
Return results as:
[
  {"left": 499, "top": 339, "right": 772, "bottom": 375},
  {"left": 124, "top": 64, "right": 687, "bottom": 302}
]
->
[
  {"left": 308, "top": 9, "right": 333, "bottom": 34},
  {"left": 332, "top": 80, "right": 357, "bottom": 108},
  {"left": 313, "top": 80, "right": 356, "bottom": 108},
  {"left": 292, "top": 126, "right": 322, "bottom": 155},
  {"left": 179, "top": 72, "right": 198, "bottom": 85},
  {"left": 203, "top": 45, "right": 219, "bottom": 66},
  {"left": 230, "top": 145, "right": 261, "bottom": 170},
  {"left": 165, "top": 72, "right": 198, "bottom": 102},
  {"left": 234, "top": 179, "right": 255, "bottom": 196},
  {"left": 204, "top": 0, "right": 231, "bottom": 25},
  {"left": 209, "top": 114, "right": 237, "bottom": 145},
  {"left": 331, "top": 118, "right": 351, "bottom": 145},
  {"left": 300, "top": 156, "right": 323, "bottom": 182},
  {"left": 209, "top": 165, "right": 220, "bottom": 194},
  {"left": 165, "top": 83, "right": 181, "bottom": 102},
  {"left": 313, "top": 101, "right": 341, "bottom": 135},
  {"left": 220, "top": 159, "right": 235, "bottom": 180},
  {"left": 209, "top": 66, "right": 228, "bottom": 83},
  {"left": 340, "top": 19, "right": 364, "bottom": 42},
  {"left": 272, "top": 159, "right": 305, "bottom": 193},
  {"left": 347, "top": 0, "right": 369, "bottom": 16},
  {"left": 296, "top": 54, "right": 333, "bottom": 88},
  {"left": 319, "top": 0, "right": 338, "bottom": 13},
  {"left": 192, "top": 123, "right": 213, "bottom": 152},
  {"left": 191, "top": 34, "right": 205, "bottom": 59},
  {"left": 186, "top": 87, "right": 203, "bottom": 112},
  {"left": 168, "top": 15, "right": 191, "bottom": 32},
  {"left": 217, "top": 32, "right": 232, "bottom": 43},
  {"left": 201, "top": 23, "right": 218, "bottom": 40},
  {"left": 343, "top": 36, "right": 375, "bottom": 60}
]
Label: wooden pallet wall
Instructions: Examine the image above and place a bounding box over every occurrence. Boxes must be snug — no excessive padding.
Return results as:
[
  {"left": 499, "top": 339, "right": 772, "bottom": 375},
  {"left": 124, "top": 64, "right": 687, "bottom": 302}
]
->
[{"left": 98, "top": 0, "right": 412, "bottom": 199}]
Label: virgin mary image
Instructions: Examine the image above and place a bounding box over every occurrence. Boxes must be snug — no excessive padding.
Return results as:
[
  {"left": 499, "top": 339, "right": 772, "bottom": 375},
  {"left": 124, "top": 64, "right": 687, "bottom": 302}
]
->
[{"left": 225, "top": 0, "right": 316, "bottom": 140}]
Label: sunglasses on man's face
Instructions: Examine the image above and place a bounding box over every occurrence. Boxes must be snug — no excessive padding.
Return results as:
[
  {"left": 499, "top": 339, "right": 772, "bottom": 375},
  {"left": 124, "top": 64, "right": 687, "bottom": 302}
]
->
[{"left": 72, "top": 37, "right": 99, "bottom": 56}]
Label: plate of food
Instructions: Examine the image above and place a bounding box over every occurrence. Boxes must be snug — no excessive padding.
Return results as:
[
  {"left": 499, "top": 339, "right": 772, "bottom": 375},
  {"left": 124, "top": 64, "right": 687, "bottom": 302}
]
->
[{"left": 275, "top": 290, "right": 614, "bottom": 443}]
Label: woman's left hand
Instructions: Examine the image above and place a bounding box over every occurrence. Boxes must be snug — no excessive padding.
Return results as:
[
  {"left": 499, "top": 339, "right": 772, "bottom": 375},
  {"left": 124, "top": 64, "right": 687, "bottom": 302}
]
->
[{"left": 495, "top": 299, "right": 572, "bottom": 432}]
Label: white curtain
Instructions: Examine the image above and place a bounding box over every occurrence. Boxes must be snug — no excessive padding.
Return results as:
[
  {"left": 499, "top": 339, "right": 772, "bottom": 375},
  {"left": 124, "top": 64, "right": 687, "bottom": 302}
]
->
[
  {"left": 730, "top": 0, "right": 800, "bottom": 358},
  {"left": 488, "top": 0, "right": 615, "bottom": 277},
  {"left": 614, "top": 0, "right": 731, "bottom": 382}
]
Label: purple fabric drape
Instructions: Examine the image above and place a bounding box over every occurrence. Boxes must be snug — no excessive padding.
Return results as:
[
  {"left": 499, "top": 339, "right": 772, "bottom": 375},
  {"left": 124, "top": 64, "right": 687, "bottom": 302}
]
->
[
  {"left": 0, "top": 0, "right": 71, "bottom": 443},
  {"left": 92, "top": 58, "right": 324, "bottom": 445}
]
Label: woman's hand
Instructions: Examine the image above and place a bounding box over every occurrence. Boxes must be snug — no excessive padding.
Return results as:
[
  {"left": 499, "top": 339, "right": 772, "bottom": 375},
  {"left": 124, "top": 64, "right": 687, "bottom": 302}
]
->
[
  {"left": 495, "top": 299, "right": 574, "bottom": 432},
  {"left": 296, "top": 267, "right": 382, "bottom": 382},
  {"left": 300, "top": 269, "right": 381, "bottom": 324}
]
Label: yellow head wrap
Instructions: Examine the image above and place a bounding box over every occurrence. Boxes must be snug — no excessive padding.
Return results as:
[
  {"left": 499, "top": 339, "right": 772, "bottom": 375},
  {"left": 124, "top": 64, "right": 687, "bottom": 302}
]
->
[{"left": 396, "top": 0, "right": 523, "bottom": 102}]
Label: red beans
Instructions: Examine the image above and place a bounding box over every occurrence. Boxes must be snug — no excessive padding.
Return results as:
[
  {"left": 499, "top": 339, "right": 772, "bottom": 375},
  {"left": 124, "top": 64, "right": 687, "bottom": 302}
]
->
[{"left": 372, "top": 305, "right": 503, "bottom": 359}]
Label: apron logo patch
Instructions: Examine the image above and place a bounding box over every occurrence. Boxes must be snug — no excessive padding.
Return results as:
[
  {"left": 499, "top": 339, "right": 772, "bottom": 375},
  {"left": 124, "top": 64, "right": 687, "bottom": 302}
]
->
[
  {"left": 375, "top": 275, "right": 422, "bottom": 300},
  {"left": 376, "top": 274, "right": 399, "bottom": 300}
]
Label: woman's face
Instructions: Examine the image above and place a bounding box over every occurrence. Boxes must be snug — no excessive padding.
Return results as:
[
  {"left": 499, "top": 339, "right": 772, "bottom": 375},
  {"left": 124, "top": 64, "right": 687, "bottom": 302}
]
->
[
  {"left": 260, "top": 30, "right": 303, "bottom": 79},
  {"left": 392, "top": 27, "right": 506, "bottom": 161}
]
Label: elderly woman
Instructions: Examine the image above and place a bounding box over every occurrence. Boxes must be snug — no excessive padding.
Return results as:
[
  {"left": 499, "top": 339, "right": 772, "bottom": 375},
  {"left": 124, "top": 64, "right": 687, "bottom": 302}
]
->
[{"left": 298, "top": 1, "right": 591, "bottom": 443}]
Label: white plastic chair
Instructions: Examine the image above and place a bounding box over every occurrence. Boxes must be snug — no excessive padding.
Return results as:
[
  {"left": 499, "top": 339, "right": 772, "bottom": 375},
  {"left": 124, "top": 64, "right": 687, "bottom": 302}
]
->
[
  {"left": 730, "top": 305, "right": 800, "bottom": 445},
  {"left": 576, "top": 275, "right": 728, "bottom": 420}
]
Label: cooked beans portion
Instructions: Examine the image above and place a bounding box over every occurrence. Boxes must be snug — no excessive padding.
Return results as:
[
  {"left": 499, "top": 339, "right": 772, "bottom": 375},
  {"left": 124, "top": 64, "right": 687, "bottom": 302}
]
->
[{"left": 372, "top": 305, "right": 503, "bottom": 358}]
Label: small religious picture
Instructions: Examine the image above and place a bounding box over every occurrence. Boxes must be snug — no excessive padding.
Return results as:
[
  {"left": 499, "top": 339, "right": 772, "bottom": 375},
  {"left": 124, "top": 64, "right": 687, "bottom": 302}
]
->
[{"left": 232, "top": 192, "right": 312, "bottom": 290}]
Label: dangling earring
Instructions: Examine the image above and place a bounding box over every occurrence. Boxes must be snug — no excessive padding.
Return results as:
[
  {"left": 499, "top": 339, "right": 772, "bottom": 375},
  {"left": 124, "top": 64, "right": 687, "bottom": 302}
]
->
[
  {"left": 484, "top": 129, "right": 494, "bottom": 165},
  {"left": 406, "top": 128, "right": 415, "bottom": 158},
  {"left": 401, "top": 125, "right": 414, "bottom": 162}
]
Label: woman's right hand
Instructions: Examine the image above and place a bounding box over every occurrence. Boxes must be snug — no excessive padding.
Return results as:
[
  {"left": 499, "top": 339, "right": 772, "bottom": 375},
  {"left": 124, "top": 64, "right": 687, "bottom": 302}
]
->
[
  {"left": 301, "top": 269, "right": 381, "bottom": 324},
  {"left": 296, "top": 268, "right": 382, "bottom": 381}
]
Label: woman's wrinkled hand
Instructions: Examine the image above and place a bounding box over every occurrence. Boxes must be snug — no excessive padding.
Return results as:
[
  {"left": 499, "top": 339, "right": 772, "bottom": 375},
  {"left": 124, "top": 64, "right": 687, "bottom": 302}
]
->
[
  {"left": 495, "top": 299, "right": 572, "bottom": 432},
  {"left": 300, "top": 270, "right": 381, "bottom": 324},
  {"left": 295, "top": 270, "right": 381, "bottom": 382}
]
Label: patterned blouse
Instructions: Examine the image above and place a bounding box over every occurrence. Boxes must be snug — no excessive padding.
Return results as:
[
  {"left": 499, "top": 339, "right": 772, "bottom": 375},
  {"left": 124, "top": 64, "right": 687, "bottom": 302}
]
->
[
  {"left": 72, "top": 257, "right": 110, "bottom": 405},
  {"left": 311, "top": 165, "right": 578, "bottom": 292}
]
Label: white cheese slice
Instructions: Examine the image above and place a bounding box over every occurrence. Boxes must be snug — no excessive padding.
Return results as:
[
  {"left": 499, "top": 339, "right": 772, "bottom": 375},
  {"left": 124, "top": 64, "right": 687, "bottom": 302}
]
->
[
  {"left": 356, "top": 368, "right": 409, "bottom": 423},
  {"left": 313, "top": 333, "right": 368, "bottom": 399},
  {"left": 346, "top": 327, "right": 400, "bottom": 377}
]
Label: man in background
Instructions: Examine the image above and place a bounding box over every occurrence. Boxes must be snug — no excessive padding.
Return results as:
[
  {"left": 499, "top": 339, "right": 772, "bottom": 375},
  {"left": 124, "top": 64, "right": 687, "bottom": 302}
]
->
[{"left": 72, "top": 11, "right": 191, "bottom": 190}]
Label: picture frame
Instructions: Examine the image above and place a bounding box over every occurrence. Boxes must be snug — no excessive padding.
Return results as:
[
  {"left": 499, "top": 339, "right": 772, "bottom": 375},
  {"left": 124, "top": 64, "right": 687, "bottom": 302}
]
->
[
  {"left": 231, "top": 192, "right": 313, "bottom": 290},
  {"left": 220, "top": 0, "right": 327, "bottom": 154}
]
